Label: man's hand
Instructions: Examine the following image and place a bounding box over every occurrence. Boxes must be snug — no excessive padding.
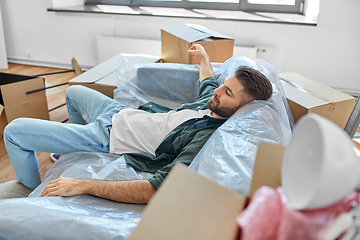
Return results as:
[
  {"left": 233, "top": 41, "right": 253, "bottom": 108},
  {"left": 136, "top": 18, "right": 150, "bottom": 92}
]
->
[
  {"left": 188, "top": 44, "right": 209, "bottom": 60},
  {"left": 40, "top": 177, "right": 86, "bottom": 197},
  {"left": 188, "top": 44, "right": 215, "bottom": 81}
]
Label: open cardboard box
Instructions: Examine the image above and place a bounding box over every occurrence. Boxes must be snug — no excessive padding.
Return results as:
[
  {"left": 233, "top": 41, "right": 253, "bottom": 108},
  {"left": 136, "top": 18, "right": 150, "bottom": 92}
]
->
[
  {"left": 280, "top": 72, "right": 356, "bottom": 129},
  {"left": 69, "top": 54, "right": 160, "bottom": 98},
  {"left": 0, "top": 73, "right": 50, "bottom": 135},
  {"left": 161, "top": 23, "right": 234, "bottom": 65},
  {"left": 129, "top": 142, "right": 285, "bottom": 240}
]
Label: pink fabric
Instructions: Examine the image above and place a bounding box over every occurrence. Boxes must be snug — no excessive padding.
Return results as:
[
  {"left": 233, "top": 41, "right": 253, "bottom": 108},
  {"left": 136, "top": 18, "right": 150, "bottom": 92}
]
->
[{"left": 237, "top": 186, "right": 358, "bottom": 240}]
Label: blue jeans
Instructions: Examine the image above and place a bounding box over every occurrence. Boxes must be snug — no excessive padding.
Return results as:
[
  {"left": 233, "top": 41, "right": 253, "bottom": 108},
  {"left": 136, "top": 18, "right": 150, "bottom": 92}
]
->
[{"left": 3, "top": 85, "right": 127, "bottom": 190}]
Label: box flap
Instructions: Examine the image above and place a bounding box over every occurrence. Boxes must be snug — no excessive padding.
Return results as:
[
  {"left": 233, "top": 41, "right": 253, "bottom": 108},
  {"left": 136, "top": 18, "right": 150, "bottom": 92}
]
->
[
  {"left": 69, "top": 53, "right": 160, "bottom": 84},
  {"left": 280, "top": 72, "right": 355, "bottom": 105},
  {"left": 281, "top": 79, "right": 330, "bottom": 108},
  {"left": 248, "top": 142, "right": 285, "bottom": 197},
  {"left": 4, "top": 98, "right": 50, "bottom": 123},
  {"left": 95, "top": 71, "right": 117, "bottom": 86},
  {"left": 0, "top": 105, "right": 3, "bottom": 116},
  {"left": 187, "top": 24, "right": 233, "bottom": 39},
  {"left": 129, "top": 163, "right": 245, "bottom": 240},
  {"left": 1, "top": 77, "right": 46, "bottom": 107},
  {"left": 162, "top": 23, "right": 213, "bottom": 43},
  {"left": 69, "top": 54, "right": 124, "bottom": 84}
]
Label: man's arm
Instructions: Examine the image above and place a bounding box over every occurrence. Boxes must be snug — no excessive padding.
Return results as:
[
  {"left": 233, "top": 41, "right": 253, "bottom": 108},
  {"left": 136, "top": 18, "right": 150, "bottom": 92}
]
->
[
  {"left": 188, "top": 44, "right": 215, "bottom": 82},
  {"left": 40, "top": 177, "right": 155, "bottom": 204}
]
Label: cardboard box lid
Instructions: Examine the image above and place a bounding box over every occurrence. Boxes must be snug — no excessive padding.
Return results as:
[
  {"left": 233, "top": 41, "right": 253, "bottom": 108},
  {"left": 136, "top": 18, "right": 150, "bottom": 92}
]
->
[
  {"left": 129, "top": 163, "right": 245, "bottom": 240},
  {"left": 69, "top": 53, "right": 160, "bottom": 85},
  {"left": 280, "top": 72, "right": 355, "bottom": 108},
  {"left": 161, "top": 23, "right": 233, "bottom": 43},
  {"left": 0, "top": 105, "right": 3, "bottom": 116}
]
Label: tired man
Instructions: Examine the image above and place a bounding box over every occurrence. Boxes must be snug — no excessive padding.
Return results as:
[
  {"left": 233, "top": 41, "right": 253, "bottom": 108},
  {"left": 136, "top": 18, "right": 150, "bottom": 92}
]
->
[{"left": 4, "top": 44, "right": 273, "bottom": 204}]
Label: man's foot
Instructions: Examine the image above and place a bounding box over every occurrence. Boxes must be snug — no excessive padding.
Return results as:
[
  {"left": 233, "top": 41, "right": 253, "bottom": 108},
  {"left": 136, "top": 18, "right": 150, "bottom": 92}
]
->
[{"left": 50, "top": 153, "right": 61, "bottom": 162}]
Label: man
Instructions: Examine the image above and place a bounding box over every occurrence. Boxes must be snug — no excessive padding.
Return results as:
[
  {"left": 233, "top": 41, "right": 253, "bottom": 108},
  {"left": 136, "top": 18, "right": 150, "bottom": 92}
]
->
[{"left": 4, "top": 44, "right": 273, "bottom": 204}]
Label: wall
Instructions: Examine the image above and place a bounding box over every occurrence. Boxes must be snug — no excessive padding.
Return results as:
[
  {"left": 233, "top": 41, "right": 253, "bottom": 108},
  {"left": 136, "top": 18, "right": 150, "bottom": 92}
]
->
[
  {"left": 0, "top": 1, "right": 8, "bottom": 69},
  {"left": 1, "top": 0, "right": 359, "bottom": 93}
]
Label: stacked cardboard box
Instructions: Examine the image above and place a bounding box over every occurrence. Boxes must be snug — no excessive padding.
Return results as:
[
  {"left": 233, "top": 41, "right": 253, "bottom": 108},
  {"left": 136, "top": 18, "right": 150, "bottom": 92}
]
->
[
  {"left": 280, "top": 72, "right": 356, "bottom": 128},
  {"left": 161, "top": 23, "right": 234, "bottom": 64}
]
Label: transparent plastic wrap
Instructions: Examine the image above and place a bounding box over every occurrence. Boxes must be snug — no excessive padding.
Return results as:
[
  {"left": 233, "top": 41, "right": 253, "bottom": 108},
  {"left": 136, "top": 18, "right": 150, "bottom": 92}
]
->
[
  {"left": 0, "top": 56, "right": 292, "bottom": 238},
  {"left": 189, "top": 56, "right": 292, "bottom": 196},
  {"left": 114, "top": 60, "right": 202, "bottom": 110},
  {"left": 0, "top": 153, "right": 153, "bottom": 240}
]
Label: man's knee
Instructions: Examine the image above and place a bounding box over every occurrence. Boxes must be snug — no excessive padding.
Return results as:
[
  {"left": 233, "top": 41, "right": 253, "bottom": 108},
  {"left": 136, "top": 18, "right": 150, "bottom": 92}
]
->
[
  {"left": 65, "top": 85, "right": 87, "bottom": 99},
  {"left": 3, "top": 118, "right": 28, "bottom": 143}
]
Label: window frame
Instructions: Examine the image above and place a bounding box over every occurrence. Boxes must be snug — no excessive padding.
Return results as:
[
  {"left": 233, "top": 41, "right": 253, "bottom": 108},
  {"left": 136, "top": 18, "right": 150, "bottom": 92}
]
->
[{"left": 85, "top": 0, "right": 304, "bottom": 13}]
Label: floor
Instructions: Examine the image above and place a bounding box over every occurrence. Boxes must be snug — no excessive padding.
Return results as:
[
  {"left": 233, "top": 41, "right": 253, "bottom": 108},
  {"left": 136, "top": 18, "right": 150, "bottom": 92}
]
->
[{"left": 0, "top": 63, "right": 76, "bottom": 184}]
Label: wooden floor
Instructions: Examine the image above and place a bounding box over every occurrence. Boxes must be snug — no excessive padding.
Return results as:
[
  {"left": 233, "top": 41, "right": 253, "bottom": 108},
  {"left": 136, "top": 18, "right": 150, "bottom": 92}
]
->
[{"left": 0, "top": 63, "right": 77, "bottom": 184}]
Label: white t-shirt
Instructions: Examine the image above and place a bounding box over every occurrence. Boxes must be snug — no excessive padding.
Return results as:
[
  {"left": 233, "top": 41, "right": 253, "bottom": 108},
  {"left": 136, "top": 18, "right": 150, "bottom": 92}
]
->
[{"left": 109, "top": 108, "right": 211, "bottom": 156}]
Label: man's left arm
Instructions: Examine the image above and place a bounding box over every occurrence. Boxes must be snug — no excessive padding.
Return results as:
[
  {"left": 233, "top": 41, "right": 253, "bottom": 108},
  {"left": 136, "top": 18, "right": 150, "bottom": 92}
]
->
[{"left": 40, "top": 177, "right": 155, "bottom": 204}]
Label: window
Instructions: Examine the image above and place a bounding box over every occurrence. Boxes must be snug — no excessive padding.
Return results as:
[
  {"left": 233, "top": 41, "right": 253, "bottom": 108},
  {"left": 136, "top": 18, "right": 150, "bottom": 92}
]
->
[
  {"left": 85, "top": 0, "right": 304, "bottom": 13},
  {"left": 241, "top": 0, "right": 303, "bottom": 13}
]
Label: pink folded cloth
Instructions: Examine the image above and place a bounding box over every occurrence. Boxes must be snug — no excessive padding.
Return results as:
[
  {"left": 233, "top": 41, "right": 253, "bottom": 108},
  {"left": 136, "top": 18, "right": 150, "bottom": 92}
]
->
[{"left": 236, "top": 186, "right": 358, "bottom": 240}]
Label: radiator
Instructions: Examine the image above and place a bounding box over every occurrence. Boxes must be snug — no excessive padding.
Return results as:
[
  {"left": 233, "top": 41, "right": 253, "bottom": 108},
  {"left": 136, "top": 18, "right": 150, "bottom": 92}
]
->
[
  {"left": 96, "top": 35, "right": 276, "bottom": 65},
  {"left": 96, "top": 35, "right": 162, "bottom": 62}
]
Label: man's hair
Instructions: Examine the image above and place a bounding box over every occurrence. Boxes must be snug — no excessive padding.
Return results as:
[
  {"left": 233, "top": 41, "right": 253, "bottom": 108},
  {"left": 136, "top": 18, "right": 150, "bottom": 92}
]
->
[{"left": 234, "top": 66, "right": 273, "bottom": 101}]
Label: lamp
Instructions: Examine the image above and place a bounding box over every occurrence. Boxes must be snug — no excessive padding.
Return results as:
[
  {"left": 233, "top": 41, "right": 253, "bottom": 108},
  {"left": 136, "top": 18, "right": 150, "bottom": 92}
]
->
[{"left": 282, "top": 113, "right": 360, "bottom": 210}]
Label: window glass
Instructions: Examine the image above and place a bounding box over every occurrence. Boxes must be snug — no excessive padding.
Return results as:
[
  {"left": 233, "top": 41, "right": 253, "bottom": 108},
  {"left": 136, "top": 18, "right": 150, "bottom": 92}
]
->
[
  {"left": 189, "top": 0, "right": 239, "bottom": 3},
  {"left": 86, "top": 0, "right": 304, "bottom": 13},
  {"left": 247, "top": 0, "right": 295, "bottom": 5}
]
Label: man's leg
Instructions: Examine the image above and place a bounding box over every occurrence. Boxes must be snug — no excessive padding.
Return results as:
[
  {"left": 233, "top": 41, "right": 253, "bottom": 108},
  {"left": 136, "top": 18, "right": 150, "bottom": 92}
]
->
[
  {"left": 4, "top": 85, "right": 127, "bottom": 189},
  {"left": 65, "top": 85, "right": 120, "bottom": 125}
]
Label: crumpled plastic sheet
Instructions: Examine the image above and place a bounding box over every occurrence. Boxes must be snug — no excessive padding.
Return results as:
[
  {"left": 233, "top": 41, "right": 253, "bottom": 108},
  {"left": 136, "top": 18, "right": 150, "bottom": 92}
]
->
[
  {"left": 189, "top": 57, "right": 292, "bottom": 196},
  {"left": 236, "top": 186, "right": 358, "bottom": 240},
  {"left": 0, "top": 153, "right": 153, "bottom": 240}
]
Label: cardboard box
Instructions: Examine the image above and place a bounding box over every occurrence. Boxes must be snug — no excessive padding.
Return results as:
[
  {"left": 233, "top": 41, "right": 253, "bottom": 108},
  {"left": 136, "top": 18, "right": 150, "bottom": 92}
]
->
[
  {"left": 69, "top": 53, "right": 160, "bottom": 98},
  {"left": 249, "top": 142, "right": 285, "bottom": 197},
  {"left": 129, "top": 142, "right": 285, "bottom": 240},
  {"left": 0, "top": 73, "right": 50, "bottom": 135},
  {"left": 280, "top": 72, "right": 356, "bottom": 128},
  {"left": 161, "top": 23, "right": 234, "bottom": 64}
]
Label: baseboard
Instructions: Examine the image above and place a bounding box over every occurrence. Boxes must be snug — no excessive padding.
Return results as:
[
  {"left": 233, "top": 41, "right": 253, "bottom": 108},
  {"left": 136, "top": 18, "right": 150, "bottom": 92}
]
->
[{"left": 7, "top": 57, "right": 93, "bottom": 71}]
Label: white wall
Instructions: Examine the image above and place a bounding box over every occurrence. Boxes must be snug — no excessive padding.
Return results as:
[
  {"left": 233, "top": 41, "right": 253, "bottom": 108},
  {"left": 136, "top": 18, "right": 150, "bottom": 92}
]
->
[
  {"left": 0, "top": 1, "right": 8, "bottom": 69},
  {"left": 1, "top": 0, "right": 359, "bottom": 93}
]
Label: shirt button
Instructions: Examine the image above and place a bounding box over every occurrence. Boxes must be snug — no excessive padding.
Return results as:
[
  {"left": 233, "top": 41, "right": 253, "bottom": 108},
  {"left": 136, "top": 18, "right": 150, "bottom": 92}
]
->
[
  {"left": 198, "top": 106, "right": 201, "bottom": 109},
  {"left": 149, "top": 104, "right": 152, "bottom": 107}
]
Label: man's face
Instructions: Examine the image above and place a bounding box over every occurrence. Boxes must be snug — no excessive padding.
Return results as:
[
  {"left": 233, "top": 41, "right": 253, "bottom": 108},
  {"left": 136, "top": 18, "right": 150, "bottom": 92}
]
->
[{"left": 207, "top": 76, "right": 253, "bottom": 119}]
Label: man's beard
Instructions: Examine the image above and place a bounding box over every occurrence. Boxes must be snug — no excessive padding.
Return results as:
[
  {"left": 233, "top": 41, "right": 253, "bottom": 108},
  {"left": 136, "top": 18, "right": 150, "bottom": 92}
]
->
[{"left": 207, "top": 96, "right": 241, "bottom": 119}]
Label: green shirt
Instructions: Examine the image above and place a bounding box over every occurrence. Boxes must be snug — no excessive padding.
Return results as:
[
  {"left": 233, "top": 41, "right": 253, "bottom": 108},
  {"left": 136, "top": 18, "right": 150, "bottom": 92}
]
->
[{"left": 124, "top": 77, "right": 225, "bottom": 190}]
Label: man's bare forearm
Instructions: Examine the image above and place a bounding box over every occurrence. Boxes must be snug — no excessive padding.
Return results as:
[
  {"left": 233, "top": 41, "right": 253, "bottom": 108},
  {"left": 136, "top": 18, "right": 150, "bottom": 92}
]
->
[
  {"left": 40, "top": 177, "right": 156, "bottom": 204},
  {"left": 198, "top": 53, "right": 215, "bottom": 82},
  {"left": 85, "top": 179, "right": 155, "bottom": 204}
]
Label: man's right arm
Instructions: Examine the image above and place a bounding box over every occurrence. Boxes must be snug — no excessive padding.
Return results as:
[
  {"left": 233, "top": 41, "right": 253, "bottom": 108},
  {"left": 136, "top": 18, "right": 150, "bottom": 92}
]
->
[
  {"left": 40, "top": 177, "right": 155, "bottom": 204},
  {"left": 188, "top": 44, "right": 215, "bottom": 82}
]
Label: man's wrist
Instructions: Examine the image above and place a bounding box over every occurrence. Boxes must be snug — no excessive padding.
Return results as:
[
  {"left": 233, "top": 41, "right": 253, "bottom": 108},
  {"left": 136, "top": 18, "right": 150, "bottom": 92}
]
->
[{"left": 80, "top": 179, "right": 92, "bottom": 195}]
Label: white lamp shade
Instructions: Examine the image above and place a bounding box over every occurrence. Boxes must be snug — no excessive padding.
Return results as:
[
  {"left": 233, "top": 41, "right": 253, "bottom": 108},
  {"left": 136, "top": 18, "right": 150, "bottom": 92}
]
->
[{"left": 282, "top": 113, "right": 360, "bottom": 210}]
